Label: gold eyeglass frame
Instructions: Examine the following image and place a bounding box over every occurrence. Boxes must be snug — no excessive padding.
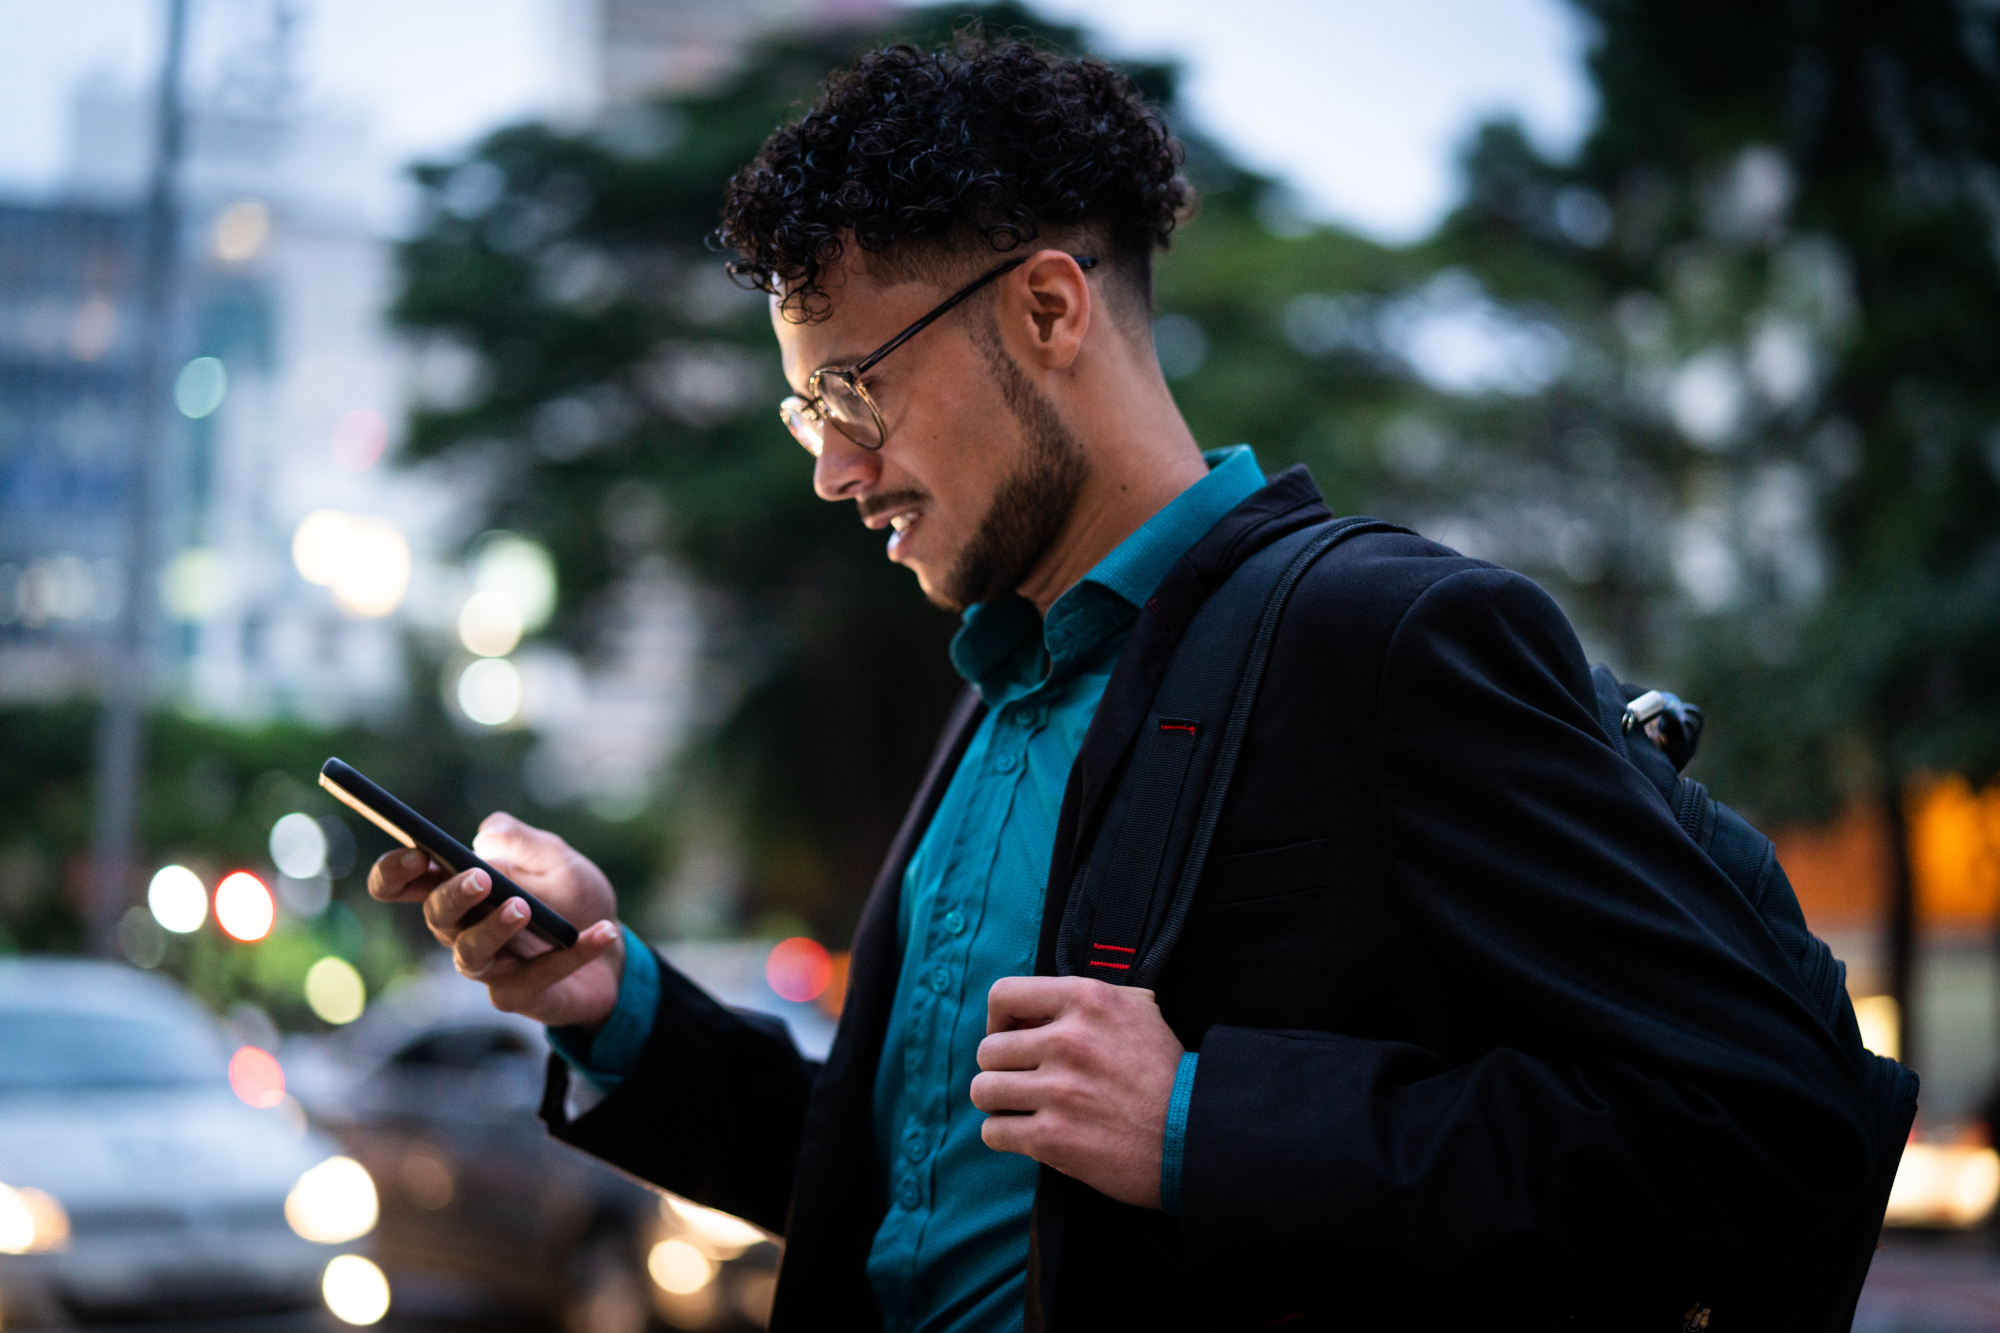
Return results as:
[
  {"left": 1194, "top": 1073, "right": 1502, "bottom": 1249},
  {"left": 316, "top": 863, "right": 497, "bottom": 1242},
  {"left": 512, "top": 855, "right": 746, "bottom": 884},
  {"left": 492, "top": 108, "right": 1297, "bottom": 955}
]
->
[{"left": 779, "top": 253, "right": 1098, "bottom": 457}]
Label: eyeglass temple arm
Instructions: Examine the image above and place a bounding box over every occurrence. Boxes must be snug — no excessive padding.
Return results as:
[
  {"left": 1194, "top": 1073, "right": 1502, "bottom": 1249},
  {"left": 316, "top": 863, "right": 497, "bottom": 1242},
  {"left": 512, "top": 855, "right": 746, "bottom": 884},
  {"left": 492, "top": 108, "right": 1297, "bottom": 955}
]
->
[{"left": 850, "top": 255, "right": 1098, "bottom": 376}]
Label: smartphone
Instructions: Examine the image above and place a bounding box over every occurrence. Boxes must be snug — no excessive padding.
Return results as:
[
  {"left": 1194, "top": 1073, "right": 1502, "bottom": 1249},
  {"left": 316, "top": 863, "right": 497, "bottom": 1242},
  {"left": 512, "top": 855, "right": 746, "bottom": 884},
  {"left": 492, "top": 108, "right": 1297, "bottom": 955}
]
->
[{"left": 318, "top": 757, "right": 578, "bottom": 954}]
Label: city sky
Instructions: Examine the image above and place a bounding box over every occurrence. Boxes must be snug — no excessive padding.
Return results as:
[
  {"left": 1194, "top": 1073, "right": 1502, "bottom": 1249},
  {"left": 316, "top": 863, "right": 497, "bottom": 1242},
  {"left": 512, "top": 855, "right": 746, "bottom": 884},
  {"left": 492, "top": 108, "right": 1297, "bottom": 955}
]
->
[{"left": 0, "top": 0, "right": 1593, "bottom": 243}]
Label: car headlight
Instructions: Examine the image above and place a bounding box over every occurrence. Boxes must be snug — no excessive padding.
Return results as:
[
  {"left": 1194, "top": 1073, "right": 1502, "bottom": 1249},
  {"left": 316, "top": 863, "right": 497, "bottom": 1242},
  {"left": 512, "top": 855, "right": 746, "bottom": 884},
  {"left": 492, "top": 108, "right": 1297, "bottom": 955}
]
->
[
  {"left": 0, "top": 1182, "right": 69, "bottom": 1254},
  {"left": 285, "top": 1157, "right": 378, "bottom": 1244},
  {"left": 647, "top": 1237, "right": 715, "bottom": 1295}
]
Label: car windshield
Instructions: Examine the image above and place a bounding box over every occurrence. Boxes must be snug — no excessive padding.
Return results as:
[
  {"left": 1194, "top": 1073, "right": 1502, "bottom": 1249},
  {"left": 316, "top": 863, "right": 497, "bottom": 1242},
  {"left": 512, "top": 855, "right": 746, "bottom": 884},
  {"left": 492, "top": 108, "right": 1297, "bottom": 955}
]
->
[{"left": 0, "top": 1010, "right": 229, "bottom": 1091}]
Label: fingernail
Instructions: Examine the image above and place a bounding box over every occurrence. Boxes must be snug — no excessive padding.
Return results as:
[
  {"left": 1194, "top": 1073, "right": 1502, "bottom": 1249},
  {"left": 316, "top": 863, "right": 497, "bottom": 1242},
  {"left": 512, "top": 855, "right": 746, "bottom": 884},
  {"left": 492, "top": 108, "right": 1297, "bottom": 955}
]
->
[
  {"left": 504, "top": 899, "right": 528, "bottom": 921},
  {"left": 595, "top": 921, "right": 618, "bottom": 944},
  {"left": 401, "top": 850, "right": 424, "bottom": 869},
  {"left": 462, "top": 873, "right": 486, "bottom": 896}
]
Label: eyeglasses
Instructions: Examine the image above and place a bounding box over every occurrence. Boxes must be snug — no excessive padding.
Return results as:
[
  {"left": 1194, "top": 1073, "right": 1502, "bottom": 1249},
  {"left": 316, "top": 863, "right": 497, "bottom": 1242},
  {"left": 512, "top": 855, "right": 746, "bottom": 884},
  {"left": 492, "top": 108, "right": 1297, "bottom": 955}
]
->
[{"left": 780, "top": 254, "right": 1098, "bottom": 457}]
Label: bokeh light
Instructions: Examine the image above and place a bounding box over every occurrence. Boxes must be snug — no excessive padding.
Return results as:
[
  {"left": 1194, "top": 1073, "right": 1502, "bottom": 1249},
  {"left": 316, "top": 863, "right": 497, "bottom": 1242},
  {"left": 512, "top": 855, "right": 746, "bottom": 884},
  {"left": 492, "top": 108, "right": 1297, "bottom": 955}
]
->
[
  {"left": 228, "top": 1045, "right": 286, "bottom": 1109},
  {"left": 330, "top": 524, "right": 411, "bottom": 618},
  {"left": 270, "top": 813, "right": 329, "bottom": 879},
  {"left": 322, "top": 1254, "right": 391, "bottom": 1325},
  {"left": 215, "top": 871, "right": 275, "bottom": 942},
  {"left": 456, "top": 657, "right": 522, "bottom": 726},
  {"left": 663, "top": 1195, "right": 764, "bottom": 1257},
  {"left": 289, "top": 513, "right": 411, "bottom": 617},
  {"left": 117, "top": 906, "right": 166, "bottom": 969},
  {"left": 277, "top": 871, "right": 332, "bottom": 919},
  {"left": 212, "top": 199, "right": 271, "bottom": 262},
  {"left": 457, "top": 590, "right": 524, "bottom": 657},
  {"left": 766, "top": 936, "right": 833, "bottom": 1003},
  {"left": 647, "top": 1237, "right": 715, "bottom": 1294},
  {"left": 285, "top": 1156, "right": 379, "bottom": 1243},
  {"left": 469, "top": 533, "right": 557, "bottom": 631},
  {"left": 292, "top": 510, "right": 356, "bottom": 586},
  {"left": 331, "top": 408, "right": 388, "bottom": 471},
  {"left": 174, "top": 356, "right": 227, "bottom": 419},
  {"left": 160, "top": 547, "right": 229, "bottom": 621},
  {"left": 305, "top": 957, "right": 367, "bottom": 1025},
  {"left": 1886, "top": 1144, "right": 2000, "bottom": 1228},
  {"left": 69, "top": 296, "right": 116, "bottom": 361},
  {"left": 0, "top": 1184, "right": 68, "bottom": 1255},
  {"left": 147, "top": 864, "right": 207, "bottom": 933}
]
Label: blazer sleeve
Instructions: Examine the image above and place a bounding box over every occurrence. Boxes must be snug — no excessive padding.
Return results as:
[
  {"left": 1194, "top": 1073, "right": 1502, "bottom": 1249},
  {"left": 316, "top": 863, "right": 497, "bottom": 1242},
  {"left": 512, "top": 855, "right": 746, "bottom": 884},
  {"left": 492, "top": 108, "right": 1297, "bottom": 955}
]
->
[
  {"left": 540, "top": 948, "right": 819, "bottom": 1235},
  {"left": 1179, "top": 565, "right": 1873, "bottom": 1297}
]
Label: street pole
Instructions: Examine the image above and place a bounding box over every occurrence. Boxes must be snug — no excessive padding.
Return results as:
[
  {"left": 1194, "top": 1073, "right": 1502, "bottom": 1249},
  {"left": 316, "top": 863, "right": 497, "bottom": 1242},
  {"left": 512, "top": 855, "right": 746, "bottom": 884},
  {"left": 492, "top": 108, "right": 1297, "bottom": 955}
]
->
[
  {"left": 1884, "top": 772, "right": 1917, "bottom": 1069},
  {"left": 88, "top": 0, "right": 191, "bottom": 957}
]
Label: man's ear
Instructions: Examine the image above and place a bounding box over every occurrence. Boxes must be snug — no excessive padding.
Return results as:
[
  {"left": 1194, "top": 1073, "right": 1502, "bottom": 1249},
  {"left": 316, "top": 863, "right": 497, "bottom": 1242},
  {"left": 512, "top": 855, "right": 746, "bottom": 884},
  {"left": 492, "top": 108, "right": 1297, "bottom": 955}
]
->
[{"left": 1004, "top": 250, "right": 1093, "bottom": 370}]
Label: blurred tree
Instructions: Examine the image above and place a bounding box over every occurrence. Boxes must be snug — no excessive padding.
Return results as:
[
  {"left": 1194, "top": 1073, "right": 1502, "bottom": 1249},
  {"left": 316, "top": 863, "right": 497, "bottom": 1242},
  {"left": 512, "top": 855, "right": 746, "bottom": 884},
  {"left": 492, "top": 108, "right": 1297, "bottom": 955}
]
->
[
  {"left": 1399, "top": 0, "right": 2000, "bottom": 1063},
  {"left": 0, "top": 665, "right": 659, "bottom": 1023}
]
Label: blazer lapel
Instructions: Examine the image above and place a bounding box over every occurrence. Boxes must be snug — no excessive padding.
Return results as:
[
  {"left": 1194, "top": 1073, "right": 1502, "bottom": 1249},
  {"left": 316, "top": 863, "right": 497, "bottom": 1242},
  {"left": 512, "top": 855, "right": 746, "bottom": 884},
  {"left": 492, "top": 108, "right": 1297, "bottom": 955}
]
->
[{"left": 770, "top": 684, "right": 986, "bottom": 1329}]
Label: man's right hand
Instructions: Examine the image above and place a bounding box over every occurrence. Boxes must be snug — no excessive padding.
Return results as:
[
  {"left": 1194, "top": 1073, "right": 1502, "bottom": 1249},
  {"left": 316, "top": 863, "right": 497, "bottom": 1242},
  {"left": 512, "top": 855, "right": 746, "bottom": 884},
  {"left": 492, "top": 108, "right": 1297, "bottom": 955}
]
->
[{"left": 368, "top": 812, "right": 624, "bottom": 1031}]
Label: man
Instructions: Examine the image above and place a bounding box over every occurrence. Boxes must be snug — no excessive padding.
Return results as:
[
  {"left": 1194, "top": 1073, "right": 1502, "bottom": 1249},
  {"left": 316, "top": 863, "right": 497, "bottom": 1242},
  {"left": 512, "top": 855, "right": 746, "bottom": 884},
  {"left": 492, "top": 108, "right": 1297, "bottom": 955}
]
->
[{"left": 373, "top": 33, "right": 1873, "bottom": 1332}]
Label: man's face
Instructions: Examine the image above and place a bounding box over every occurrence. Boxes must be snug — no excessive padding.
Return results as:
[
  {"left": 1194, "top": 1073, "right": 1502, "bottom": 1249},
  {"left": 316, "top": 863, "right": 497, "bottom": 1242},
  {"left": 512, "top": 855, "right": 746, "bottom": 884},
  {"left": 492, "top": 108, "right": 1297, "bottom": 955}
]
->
[{"left": 772, "top": 255, "right": 1086, "bottom": 612}]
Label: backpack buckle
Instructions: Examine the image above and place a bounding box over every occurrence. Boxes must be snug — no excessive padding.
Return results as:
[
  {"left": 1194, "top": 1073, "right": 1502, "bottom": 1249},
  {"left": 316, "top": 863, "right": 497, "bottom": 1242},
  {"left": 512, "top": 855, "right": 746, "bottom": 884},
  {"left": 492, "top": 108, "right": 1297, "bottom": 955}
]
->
[{"left": 1622, "top": 690, "right": 1704, "bottom": 773}]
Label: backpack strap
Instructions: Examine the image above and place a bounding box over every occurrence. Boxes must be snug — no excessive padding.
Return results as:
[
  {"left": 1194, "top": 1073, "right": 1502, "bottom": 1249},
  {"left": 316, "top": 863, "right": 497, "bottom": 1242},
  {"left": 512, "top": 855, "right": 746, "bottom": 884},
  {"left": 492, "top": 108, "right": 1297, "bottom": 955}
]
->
[{"left": 1057, "top": 517, "right": 1410, "bottom": 989}]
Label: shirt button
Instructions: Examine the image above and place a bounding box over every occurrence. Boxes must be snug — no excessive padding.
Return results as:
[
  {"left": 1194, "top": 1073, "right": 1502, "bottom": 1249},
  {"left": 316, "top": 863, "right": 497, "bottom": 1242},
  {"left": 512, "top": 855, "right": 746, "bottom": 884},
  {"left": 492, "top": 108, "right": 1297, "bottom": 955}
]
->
[
  {"left": 942, "top": 909, "right": 966, "bottom": 936},
  {"left": 899, "top": 1177, "right": 921, "bottom": 1210},
  {"left": 928, "top": 965, "right": 952, "bottom": 994},
  {"left": 904, "top": 1129, "right": 926, "bottom": 1162},
  {"left": 994, "top": 752, "right": 1018, "bottom": 773},
  {"left": 1012, "top": 704, "right": 1040, "bottom": 727}
]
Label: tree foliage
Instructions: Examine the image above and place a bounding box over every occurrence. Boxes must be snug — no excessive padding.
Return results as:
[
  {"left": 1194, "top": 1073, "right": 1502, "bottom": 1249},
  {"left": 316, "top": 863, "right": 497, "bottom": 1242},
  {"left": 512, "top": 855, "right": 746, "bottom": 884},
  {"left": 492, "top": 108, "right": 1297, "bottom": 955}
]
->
[
  {"left": 390, "top": 0, "right": 2000, "bottom": 949},
  {"left": 1417, "top": 0, "right": 2000, "bottom": 826}
]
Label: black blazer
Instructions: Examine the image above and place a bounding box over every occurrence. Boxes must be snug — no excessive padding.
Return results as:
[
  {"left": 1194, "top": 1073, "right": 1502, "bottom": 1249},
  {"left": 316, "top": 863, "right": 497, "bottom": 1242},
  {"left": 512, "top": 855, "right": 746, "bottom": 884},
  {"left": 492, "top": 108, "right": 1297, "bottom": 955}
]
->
[{"left": 542, "top": 467, "right": 1873, "bottom": 1332}]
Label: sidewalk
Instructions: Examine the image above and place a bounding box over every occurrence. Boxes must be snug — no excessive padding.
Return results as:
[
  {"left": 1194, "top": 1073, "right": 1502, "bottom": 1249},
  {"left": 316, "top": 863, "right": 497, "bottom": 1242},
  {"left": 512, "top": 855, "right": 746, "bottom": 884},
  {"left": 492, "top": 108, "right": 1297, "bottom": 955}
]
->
[{"left": 1857, "top": 1233, "right": 2000, "bottom": 1332}]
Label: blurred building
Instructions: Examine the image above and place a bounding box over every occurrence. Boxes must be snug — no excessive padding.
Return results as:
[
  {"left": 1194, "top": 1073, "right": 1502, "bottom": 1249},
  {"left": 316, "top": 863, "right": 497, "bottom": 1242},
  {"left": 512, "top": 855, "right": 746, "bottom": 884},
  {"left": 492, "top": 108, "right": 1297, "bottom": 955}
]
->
[
  {"left": 0, "top": 11, "right": 452, "bottom": 723},
  {"left": 595, "top": 0, "right": 890, "bottom": 104},
  {"left": 0, "top": 0, "right": 905, "bottom": 808},
  {"left": 0, "top": 200, "right": 142, "bottom": 695}
]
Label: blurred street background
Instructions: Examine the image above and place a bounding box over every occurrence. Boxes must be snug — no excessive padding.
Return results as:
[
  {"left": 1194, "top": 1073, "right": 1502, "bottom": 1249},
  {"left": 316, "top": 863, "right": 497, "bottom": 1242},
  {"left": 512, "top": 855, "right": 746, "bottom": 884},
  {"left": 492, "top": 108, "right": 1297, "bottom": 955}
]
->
[{"left": 1, "top": 0, "right": 1999, "bottom": 1327}]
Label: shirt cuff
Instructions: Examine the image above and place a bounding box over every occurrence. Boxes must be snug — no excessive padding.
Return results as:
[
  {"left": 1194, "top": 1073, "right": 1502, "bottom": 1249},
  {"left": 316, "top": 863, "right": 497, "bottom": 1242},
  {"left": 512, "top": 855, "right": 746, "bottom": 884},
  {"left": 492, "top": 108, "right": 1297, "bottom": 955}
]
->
[
  {"left": 1160, "top": 1051, "right": 1198, "bottom": 1216},
  {"left": 548, "top": 924, "right": 659, "bottom": 1093}
]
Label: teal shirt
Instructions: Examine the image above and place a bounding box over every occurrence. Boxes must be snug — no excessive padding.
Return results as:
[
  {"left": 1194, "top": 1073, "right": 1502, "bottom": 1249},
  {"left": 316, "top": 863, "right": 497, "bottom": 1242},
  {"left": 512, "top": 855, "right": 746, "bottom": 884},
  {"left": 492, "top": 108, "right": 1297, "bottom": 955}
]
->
[
  {"left": 555, "top": 446, "right": 1266, "bottom": 1331},
  {"left": 868, "top": 446, "right": 1262, "bottom": 1333}
]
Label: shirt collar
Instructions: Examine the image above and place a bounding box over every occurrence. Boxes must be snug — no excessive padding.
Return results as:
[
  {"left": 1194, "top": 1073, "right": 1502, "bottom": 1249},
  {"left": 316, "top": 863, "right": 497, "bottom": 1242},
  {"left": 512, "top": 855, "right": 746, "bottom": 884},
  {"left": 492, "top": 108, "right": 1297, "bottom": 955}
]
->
[{"left": 948, "top": 445, "right": 1266, "bottom": 698}]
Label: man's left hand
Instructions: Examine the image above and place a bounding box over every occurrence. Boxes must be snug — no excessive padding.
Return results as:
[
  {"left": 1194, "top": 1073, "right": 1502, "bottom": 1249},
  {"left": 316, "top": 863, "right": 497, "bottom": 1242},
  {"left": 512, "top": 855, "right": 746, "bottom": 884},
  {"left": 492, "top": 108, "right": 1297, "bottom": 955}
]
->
[{"left": 971, "top": 976, "right": 1185, "bottom": 1210}]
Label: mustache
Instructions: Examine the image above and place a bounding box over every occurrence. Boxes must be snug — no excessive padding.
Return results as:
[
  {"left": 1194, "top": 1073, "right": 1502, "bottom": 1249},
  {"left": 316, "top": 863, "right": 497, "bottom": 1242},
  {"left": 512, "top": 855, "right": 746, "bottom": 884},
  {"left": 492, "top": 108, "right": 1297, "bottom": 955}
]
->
[{"left": 857, "top": 489, "right": 929, "bottom": 522}]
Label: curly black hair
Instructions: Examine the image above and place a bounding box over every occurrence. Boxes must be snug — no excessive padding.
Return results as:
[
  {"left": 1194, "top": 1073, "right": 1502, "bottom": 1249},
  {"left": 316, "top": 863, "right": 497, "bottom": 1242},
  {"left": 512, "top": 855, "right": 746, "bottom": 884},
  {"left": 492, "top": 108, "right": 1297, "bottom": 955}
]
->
[{"left": 718, "top": 29, "right": 1190, "bottom": 322}]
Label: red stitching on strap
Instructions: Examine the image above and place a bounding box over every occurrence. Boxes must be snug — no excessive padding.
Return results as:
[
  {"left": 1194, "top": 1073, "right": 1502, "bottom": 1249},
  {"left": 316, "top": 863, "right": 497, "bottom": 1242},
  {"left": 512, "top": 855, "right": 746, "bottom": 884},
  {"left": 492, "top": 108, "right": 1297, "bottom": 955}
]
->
[
  {"left": 1087, "top": 960, "right": 1132, "bottom": 970},
  {"left": 1091, "top": 943, "right": 1136, "bottom": 954},
  {"left": 1158, "top": 722, "right": 1197, "bottom": 735}
]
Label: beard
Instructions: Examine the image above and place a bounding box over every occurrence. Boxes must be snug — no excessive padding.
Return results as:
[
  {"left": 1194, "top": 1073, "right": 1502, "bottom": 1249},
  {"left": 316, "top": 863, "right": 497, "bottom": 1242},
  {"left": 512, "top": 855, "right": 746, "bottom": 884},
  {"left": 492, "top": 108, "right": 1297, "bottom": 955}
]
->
[{"left": 932, "top": 335, "right": 1089, "bottom": 612}]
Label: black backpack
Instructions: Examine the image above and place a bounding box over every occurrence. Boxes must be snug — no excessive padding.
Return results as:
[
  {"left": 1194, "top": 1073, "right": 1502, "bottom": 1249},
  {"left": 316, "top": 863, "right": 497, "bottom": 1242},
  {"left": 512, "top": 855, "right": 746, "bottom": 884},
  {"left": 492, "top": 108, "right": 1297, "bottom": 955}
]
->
[{"left": 1057, "top": 516, "right": 1918, "bottom": 1331}]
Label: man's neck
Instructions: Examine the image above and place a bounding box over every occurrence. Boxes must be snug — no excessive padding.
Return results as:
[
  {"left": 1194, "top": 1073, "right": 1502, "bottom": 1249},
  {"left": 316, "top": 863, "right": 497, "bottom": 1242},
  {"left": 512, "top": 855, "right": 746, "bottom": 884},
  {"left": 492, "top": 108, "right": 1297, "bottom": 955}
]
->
[{"left": 1014, "top": 385, "right": 1209, "bottom": 616}]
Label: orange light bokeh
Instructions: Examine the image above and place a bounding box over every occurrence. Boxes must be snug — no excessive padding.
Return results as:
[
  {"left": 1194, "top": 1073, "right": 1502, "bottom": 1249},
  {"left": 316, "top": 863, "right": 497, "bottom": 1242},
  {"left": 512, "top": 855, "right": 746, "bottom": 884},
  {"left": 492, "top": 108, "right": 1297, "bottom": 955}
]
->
[
  {"left": 817, "top": 950, "right": 851, "bottom": 1019},
  {"left": 1910, "top": 776, "right": 2000, "bottom": 927},
  {"left": 766, "top": 937, "right": 833, "bottom": 1003},
  {"left": 228, "top": 1045, "right": 286, "bottom": 1109},
  {"left": 214, "top": 871, "right": 275, "bottom": 942},
  {"left": 1773, "top": 776, "right": 2000, "bottom": 936}
]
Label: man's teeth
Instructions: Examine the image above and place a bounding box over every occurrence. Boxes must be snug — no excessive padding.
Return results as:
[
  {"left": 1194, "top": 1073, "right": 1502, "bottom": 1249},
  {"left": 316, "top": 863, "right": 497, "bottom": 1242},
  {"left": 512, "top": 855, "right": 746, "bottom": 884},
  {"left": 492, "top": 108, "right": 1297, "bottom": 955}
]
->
[{"left": 889, "top": 513, "right": 914, "bottom": 533}]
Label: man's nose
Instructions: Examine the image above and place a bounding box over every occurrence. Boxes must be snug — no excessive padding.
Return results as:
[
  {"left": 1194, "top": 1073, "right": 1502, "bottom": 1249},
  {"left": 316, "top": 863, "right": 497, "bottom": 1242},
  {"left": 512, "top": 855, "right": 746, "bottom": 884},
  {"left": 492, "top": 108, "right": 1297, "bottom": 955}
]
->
[{"left": 812, "top": 431, "right": 881, "bottom": 501}]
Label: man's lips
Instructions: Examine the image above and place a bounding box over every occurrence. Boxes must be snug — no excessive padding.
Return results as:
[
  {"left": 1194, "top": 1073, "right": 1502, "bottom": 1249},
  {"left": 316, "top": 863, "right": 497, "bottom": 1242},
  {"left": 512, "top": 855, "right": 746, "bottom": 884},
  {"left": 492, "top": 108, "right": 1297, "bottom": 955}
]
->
[
  {"left": 858, "top": 493, "right": 926, "bottom": 557},
  {"left": 861, "top": 502, "right": 921, "bottom": 532}
]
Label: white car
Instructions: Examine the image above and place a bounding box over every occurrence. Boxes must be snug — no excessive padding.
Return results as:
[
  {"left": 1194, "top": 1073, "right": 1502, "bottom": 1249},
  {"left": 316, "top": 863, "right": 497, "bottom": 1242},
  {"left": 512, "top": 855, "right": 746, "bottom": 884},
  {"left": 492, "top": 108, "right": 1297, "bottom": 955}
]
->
[{"left": 0, "top": 958, "right": 381, "bottom": 1326}]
